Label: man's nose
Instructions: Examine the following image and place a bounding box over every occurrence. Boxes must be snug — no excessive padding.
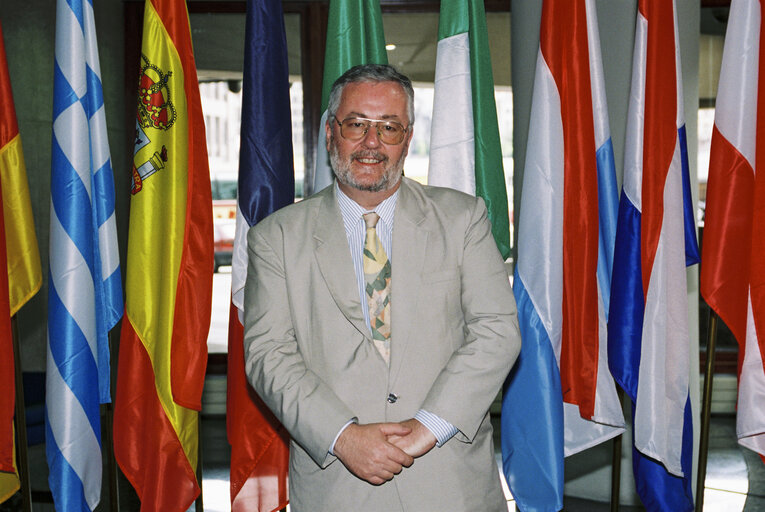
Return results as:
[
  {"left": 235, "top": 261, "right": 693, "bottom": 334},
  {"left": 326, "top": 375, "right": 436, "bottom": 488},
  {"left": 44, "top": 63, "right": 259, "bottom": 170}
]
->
[{"left": 361, "top": 124, "right": 382, "bottom": 147}]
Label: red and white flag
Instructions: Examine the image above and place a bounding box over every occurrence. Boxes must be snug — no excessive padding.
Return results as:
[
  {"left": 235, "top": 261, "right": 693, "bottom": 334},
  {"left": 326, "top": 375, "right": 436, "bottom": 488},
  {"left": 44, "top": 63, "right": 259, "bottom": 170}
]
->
[{"left": 700, "top": 0, "right": 765, "bottom": 461}]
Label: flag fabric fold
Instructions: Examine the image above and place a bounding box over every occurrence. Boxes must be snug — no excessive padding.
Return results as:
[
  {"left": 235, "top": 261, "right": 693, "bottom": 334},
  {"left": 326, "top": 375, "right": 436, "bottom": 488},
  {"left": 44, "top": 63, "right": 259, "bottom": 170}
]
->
[
  {"left": 0, "top": 18, "right": 43, "bottom": 504},
  {"left": 0, "top": 24, "right": 42, "bottom": 321},
  {"left": 608, "top": 1, "right": 699, "bottom": 510},
  {"left": 305, "top": 0, "right": 388, "bottom": 197},
  {"left": 227, "top": 0, "right": 293, "bottom": 509},
  {"left": 700, "top": 0, "right": 765, "bottom": 461},
  {"left": 114, "top": 0, "right": 213, "bottom": 509},
  {"left": 0, "top": 172, "right": 14, "bottom": 504},
  {"left": 426, "top": 0, "right": 511, "bottom": 259},
  {"left": 502, "top": 1, "right": 624, "bottom": 510},
  {"left": 47, "top": 0, "right": 123, "bottom": 509}
]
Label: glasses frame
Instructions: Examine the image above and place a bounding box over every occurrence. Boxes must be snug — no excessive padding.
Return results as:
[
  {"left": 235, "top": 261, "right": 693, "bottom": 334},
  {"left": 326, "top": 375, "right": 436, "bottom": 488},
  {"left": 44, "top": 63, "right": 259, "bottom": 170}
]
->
[{"left": 333, "top": 116, "right": 410, "bottom": 145}]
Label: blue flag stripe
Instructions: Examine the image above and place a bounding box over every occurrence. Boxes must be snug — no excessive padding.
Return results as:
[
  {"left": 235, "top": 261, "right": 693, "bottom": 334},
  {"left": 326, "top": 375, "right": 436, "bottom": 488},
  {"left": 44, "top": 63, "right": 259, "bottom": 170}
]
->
[
  {"left": 595, "top": 137, "right": 619, "bottom": 316},
  {"left": 678, "top": 126, "right": 700, "bottom": 265},
  {"left": 93, "top": 164, "right": 116, "bottom": 221},
  {"left": 52, "top": 63, "right": 80, "bottom": 119},
  {"left": 237, "top": 0, "right": 294, "bottom": 228},
  {"left": 607, "top": 191, "right": 644, "bottom": 398},
  {"left": 502, "top": 271, "right": 564, "bottom": 512},
  {"left": 85, "top": 66, "right": 104, "bottom": 113},
  {"left": 631, "top": 398, "right": 694, "bottom": 511}
]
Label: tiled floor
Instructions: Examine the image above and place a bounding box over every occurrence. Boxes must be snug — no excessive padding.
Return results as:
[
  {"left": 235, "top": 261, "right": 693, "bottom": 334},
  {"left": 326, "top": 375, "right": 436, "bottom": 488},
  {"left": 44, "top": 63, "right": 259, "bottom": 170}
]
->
[{"left": 198, "top": 413, "right": 765, "bottom": 512}]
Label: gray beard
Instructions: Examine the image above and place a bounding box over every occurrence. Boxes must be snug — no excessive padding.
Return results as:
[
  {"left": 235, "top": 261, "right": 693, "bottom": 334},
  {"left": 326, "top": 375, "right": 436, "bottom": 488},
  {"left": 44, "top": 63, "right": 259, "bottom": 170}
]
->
[{"left": 329, "top": 137, "right": 404, "bottom": 193}]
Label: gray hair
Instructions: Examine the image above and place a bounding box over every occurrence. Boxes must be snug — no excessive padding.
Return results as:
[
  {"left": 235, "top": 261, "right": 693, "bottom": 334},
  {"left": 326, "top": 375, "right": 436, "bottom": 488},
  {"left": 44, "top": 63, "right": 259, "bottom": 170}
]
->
[{"left": 327, "top": 64, "right": 415, "bottom": 124}]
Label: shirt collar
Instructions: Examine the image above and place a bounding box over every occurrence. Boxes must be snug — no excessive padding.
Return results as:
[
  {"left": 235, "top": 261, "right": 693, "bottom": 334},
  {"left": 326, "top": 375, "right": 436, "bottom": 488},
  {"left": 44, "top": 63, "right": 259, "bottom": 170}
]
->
[{"left": 335, "top": 181, "right": 399, "bottom": 228}]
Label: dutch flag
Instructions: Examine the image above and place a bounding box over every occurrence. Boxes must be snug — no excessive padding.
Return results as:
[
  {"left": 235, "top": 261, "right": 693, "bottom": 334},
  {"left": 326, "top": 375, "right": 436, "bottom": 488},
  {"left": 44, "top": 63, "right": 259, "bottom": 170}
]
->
[{"left": 608, "top": 1, "right": 700, "bottom": 510}]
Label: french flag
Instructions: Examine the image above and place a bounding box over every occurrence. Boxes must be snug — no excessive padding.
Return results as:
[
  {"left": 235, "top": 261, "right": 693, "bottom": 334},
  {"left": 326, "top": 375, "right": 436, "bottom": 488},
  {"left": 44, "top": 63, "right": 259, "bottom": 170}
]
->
[
  {"left": 502, "top": 1, "right": 624, "bottom": 510},
  {"left": 226, "top": 0, "right": 293, "bottom": 509},
  {"left": 700, "top": 0, "right": 765, "bottom": 463},
  {"left": 608, "top": 1, "right": 699, "bottom": 510}
]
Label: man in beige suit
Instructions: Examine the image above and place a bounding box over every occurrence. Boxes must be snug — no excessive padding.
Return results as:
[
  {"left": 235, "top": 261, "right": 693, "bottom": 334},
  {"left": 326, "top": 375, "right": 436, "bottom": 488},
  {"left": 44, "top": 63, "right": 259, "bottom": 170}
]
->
[{"left": 243, "top": 64, "right": 521, "bottom": 511}]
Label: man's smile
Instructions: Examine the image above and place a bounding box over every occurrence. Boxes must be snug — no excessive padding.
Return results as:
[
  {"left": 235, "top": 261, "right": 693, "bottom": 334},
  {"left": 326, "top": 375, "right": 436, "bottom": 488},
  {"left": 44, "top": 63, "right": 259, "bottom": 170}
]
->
[{"left": 352, "top": 151, "right": 388, "bottom": 165}]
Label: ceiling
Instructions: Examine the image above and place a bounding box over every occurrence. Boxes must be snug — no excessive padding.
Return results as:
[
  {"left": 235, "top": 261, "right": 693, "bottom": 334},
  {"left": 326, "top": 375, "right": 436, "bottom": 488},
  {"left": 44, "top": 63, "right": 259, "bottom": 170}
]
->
[
  {"left": 190, "top": 10, "right": 511, "bottom": 87},
  {"left": 190, "top": 6, "right": 727, "bottom": 98}
]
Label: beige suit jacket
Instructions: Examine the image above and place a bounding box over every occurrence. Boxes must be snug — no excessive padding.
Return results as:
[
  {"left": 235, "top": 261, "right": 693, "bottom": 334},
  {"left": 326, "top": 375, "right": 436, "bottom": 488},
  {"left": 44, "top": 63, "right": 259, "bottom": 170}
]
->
[{"left": 243, "top": 177, "right": 521, "bottom": 511}]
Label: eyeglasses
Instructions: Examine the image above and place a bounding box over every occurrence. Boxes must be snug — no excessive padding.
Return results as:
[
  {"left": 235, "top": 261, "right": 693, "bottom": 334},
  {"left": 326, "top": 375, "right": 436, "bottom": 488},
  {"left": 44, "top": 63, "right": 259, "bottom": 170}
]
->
[{"left": 333, "top": 116, "right": 409, "bottom": 145}]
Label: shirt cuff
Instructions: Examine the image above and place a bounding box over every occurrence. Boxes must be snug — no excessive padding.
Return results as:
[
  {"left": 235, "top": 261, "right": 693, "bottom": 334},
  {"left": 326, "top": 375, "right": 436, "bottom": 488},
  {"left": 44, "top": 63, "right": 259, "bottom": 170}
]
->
[
  {"left": 329, "top": 418, "right": 357, "bottom": 456},
  {"left": 415, "top": 409, "right": 458, "bottom": 447}
]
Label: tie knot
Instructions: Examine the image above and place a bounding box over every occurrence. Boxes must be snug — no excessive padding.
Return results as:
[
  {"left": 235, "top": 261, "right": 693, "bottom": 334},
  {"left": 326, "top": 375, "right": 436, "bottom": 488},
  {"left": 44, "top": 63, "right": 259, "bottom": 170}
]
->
[{"left": 363, "top": 212, "right": 380, "bottom": 229}]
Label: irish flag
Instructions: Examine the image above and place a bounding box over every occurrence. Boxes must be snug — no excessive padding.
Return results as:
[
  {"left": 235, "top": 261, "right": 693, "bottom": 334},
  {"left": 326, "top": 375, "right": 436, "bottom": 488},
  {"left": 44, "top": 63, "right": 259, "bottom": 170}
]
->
[
  {"left": 114, "top": 0, "right": 213, "bottom": 509},
  {"left": 427, "top": 0, "right": 510, "bottom": 259}
]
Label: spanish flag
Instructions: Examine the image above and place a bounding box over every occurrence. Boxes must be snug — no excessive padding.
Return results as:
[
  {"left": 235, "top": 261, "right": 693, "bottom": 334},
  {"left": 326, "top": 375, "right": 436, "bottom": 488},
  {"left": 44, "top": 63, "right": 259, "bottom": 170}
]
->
[
  {"left": 114, "top": 0, "right": 213, "bottom": 509},
  {"left": 0, "top": 19, "right": 42, "bottom": 504}
]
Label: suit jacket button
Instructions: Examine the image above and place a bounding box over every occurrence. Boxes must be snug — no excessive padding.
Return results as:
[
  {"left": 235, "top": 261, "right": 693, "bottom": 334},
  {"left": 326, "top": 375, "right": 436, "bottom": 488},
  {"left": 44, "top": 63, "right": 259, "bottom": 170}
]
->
[{"left": 387, "top": 393, "right": 398, "bottom": 404}]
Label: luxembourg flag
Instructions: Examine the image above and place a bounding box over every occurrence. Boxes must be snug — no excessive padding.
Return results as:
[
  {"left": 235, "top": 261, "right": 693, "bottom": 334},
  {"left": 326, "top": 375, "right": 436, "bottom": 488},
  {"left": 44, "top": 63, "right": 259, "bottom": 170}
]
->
[
  {"left": 700, "top": 0, "right": 765, "bottom": 462},
  {"left": 502, "top": 1, "right": 623, "bottom": 510},
  {"left": 608, "top": 1, "right": 699, "bottom": 510}
]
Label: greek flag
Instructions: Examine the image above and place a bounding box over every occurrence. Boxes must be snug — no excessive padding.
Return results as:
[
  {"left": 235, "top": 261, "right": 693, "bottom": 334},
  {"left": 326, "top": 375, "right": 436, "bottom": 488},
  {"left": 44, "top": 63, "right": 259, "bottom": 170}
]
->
[{"left": 47, "top": 0, "right": 122, "bottom": 509}]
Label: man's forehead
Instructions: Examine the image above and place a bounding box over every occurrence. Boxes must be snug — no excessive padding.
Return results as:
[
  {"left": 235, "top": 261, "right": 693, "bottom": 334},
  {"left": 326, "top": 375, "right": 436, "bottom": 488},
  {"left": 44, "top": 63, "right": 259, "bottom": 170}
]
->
[{"left": 337, "top": 81, "right": 408, "bottom": 118}]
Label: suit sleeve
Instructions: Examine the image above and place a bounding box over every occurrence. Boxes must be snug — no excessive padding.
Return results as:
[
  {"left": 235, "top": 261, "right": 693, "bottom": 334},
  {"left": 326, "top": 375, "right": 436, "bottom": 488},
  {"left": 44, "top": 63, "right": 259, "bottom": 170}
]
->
[
  {"left": 420, "top": 197, "right": 521, "bottom": 441},
  {"left": 242, "top": 224, "right": 354, "bottom": 467}
]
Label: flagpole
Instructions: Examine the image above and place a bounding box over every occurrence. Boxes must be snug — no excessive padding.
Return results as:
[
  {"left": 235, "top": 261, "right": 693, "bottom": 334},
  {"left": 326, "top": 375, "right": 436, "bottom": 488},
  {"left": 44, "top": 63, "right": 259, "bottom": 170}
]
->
[
  {"left": 11, "top": 316, "right": 32, "bottom": 512},
  {"left": 610, "top": 389, "right": 623, "bottom": 512},
  {"left": 196, "top": 414, "right": 204, "bottom": 512},
  {"left": 695, "top": 310, "right": 718, "bottom": 512},
  {"left": 104, "top": 331, "right": 119, "bottom": 512},
  {"left": 102, "top": 401, "right": 119, "bottom": 511}
]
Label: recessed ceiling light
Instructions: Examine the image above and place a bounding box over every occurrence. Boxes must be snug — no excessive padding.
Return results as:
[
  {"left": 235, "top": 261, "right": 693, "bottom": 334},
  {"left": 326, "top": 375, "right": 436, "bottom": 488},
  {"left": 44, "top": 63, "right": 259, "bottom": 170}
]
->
[{"left": 385, "top": 44, "right": 396, "bottom": 51}]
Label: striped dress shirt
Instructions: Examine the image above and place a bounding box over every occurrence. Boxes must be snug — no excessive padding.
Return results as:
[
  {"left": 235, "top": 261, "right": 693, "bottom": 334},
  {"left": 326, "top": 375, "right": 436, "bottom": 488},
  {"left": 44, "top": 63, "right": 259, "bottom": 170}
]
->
[{"left": 335, "top": 182, "right": 458, "bottom": 447}]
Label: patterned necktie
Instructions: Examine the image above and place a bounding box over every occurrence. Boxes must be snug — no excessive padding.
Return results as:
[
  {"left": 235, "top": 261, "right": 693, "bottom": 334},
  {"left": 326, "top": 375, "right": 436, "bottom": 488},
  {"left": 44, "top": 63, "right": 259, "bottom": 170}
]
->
[{"left": 362, "top": 212, "right": 391, "bottom": 365}]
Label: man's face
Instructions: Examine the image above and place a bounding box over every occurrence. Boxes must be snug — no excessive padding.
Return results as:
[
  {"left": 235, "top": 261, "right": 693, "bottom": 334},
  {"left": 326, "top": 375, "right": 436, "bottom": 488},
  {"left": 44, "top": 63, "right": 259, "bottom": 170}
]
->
[{"left": 327, "top": 81, "right": 413, "bottom": 194}]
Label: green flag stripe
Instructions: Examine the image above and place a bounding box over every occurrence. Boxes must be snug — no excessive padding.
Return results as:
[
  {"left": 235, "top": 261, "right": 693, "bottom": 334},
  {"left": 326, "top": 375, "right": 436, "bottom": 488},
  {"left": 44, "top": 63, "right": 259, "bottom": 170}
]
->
[
  {"left": 320, "top": 0, "right": 388, "bottom": 113},
  {"left": 466, "top": 0, "right": 511, "bottom": 259},
  {"left": 437, "top": 0, "right": 469, "bottom": 39}
]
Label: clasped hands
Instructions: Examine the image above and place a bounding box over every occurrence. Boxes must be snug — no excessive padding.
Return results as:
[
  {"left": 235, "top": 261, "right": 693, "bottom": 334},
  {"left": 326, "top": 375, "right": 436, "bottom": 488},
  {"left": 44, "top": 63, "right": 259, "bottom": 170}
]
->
[{"left": 333, "top": 418, "right": 437, "bottom": 485}]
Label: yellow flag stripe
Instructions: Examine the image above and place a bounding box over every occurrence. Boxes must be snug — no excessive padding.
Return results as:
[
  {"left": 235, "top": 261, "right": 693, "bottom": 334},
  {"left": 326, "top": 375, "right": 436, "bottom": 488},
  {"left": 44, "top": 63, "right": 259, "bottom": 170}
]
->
[{"left": 0, "top": 135, "right": 42, "bottom": 316}]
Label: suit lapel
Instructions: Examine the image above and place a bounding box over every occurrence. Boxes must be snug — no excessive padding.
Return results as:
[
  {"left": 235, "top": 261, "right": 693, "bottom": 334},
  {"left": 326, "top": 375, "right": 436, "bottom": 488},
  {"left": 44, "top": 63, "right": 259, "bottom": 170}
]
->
[
  {"left": 313, "top": 187, "right": 370, "bottom": 339},
  {"left": 390, "top": 179, "right": 428, "bottom": 378}
]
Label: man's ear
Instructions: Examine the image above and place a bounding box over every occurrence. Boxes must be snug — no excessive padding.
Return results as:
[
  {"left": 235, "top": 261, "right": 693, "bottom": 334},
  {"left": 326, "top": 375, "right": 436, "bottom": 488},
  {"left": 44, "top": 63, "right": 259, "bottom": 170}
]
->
[
  {"left": 402, "top": 126, "right": 414, "bottom": 155},
  {"left": 325, "top": 117, "right": 332, "bottom": 151}
]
